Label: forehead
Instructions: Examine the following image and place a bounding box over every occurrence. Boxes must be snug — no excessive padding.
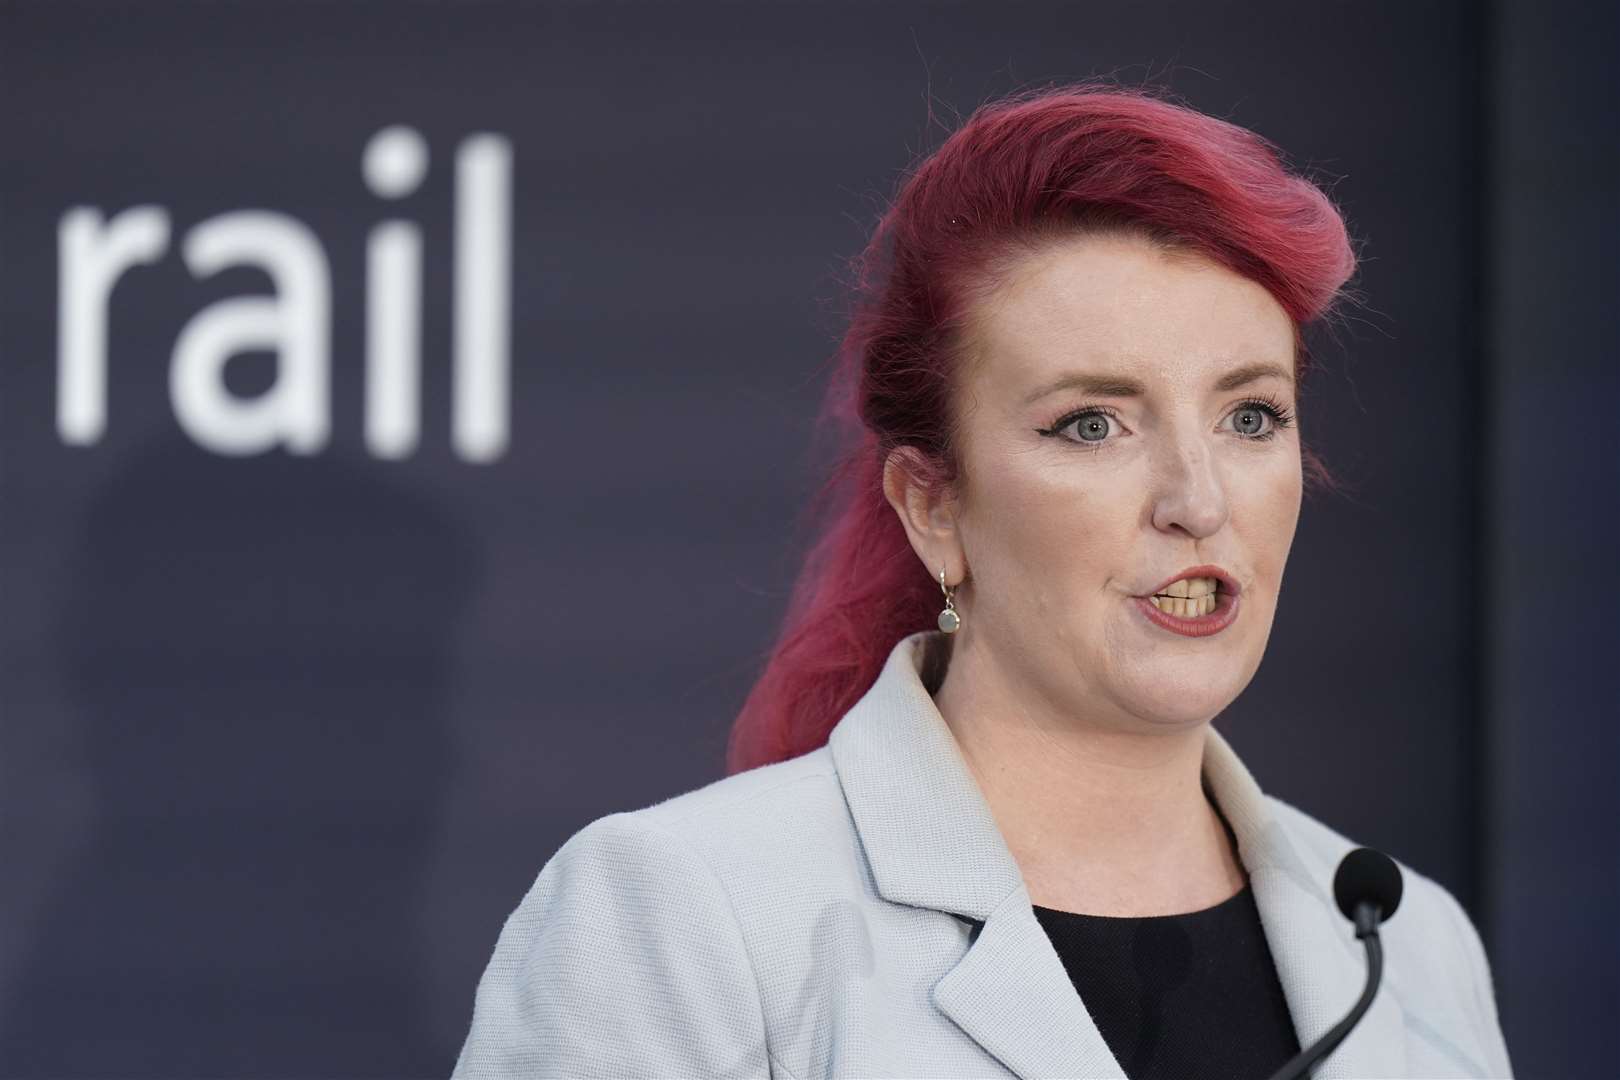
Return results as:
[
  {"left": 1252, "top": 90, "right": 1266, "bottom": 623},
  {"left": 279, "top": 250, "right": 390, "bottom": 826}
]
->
[{"left": 961, "top": 233, "right": 1296, "bottom": 396}]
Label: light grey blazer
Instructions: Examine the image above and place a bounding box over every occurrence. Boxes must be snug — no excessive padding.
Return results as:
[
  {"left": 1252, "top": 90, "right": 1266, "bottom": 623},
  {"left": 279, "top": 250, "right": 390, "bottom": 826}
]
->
[{"left": 452, "top": 630, "right": 1514, "bottom": 1079}]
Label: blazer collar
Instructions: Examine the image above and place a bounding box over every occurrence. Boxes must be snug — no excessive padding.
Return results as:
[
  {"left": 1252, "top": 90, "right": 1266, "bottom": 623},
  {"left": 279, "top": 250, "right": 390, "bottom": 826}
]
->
[{"left": 827, "top": 630, "right": 1407, "bottom": 1080}]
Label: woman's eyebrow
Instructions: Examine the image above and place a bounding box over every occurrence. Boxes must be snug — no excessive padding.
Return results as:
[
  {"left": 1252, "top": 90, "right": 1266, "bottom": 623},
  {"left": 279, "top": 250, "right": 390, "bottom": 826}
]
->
[
  {"left": 1213, "top": 361, "right": 1294, "bottom": 392},
  {"left": 1022, "top": 361, "right": 1294, "bottom": 404}
]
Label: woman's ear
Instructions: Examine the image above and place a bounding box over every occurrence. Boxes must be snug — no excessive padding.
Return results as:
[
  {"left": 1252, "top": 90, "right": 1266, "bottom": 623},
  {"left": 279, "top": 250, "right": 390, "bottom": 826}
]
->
[{"left": 881, "top": 447, "right": 966, "bottom": 584}]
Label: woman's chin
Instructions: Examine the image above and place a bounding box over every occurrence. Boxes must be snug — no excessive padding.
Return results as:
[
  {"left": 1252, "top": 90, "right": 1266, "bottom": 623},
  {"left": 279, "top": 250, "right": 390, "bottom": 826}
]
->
[{"left": 1123, "top": 682, "right": 1239, "bottom": 729}]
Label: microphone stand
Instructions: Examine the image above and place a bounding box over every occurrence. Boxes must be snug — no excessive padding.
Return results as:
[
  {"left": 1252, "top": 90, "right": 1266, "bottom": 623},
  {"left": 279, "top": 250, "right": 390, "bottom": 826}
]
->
[{"left": 1264, "top": 901, "right": 1385, "bottom": 1080}]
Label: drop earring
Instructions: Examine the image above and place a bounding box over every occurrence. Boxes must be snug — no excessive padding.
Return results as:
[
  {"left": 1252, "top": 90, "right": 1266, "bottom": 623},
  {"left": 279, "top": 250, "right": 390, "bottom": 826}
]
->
[{"left": 937, "top": 566, "right": 960, "bottom": 633}]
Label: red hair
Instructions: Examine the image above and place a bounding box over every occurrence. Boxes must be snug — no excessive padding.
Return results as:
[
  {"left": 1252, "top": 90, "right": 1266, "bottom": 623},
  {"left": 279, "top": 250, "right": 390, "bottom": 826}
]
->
[{"left": 726, "top": 81, "right": 1361, "bottom": 774}]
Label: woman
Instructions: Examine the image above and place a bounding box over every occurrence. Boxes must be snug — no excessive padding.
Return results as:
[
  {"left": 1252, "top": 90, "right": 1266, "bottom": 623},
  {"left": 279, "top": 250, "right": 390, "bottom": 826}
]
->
[{"left": 452, "top": 83, "right": 1513, "bottom": 1079}]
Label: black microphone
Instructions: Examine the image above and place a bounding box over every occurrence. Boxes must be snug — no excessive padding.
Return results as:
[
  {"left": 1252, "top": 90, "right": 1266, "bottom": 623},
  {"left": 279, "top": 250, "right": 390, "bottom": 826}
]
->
[{"left": 1264, "top": 847, "right": 1404, "bottom": 1080}]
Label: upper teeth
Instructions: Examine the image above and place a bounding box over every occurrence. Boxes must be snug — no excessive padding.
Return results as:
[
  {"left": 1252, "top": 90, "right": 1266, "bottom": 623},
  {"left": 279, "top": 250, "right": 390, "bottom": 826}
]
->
[{"left": 1156, "top": 576, "right": 1217, "bottom": 598}]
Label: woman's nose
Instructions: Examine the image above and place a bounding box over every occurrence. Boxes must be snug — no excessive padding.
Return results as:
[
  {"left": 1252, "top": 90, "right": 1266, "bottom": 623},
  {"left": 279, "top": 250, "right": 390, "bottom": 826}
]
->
[{"left": 1150, "top": 434, "right": 1229, "bottom": 539}]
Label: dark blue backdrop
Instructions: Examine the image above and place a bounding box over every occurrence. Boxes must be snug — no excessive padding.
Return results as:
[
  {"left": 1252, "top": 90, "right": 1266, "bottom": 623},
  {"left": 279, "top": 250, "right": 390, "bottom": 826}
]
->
[{"left": 0, "top": 1, "right": 1612, "bottom": 1076}]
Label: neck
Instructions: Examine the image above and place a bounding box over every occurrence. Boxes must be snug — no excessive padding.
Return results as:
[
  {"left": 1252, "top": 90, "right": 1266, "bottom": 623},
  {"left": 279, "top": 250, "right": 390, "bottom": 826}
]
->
[{"left": 930, "top": 632, "right": 1247, "bottom": 917}]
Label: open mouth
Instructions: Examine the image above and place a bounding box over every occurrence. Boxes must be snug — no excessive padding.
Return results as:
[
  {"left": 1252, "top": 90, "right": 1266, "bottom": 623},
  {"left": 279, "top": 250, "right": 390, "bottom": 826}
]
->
[{"left": 1146, "top": 576, "right": 1223, "bottom": 619}]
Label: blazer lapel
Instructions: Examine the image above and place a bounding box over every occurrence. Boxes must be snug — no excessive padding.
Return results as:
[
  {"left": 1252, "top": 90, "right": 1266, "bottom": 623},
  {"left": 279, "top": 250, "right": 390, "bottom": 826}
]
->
[
  {"left": 828, "top": 630, "right": 1120, "bottom": 1079},
  {"left": 930, "top": 889, "right": 1128, "bottom": 1079},
  {"left": 829, "top": 630, "right": 1409, "bottom": 1080},
  {"left": 1205, "top": 731, "right": 1409, "bottom": 1077}
]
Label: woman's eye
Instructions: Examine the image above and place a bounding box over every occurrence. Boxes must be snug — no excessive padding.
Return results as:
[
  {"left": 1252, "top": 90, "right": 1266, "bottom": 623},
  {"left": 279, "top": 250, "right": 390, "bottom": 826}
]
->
[
  {"left": 1033, "top": 407, "right": 1124, "bottom": 448},
  {"left": 1226, "top": 399, "right": 1294, "bottom": 439},
  {"left": 1229, "top": 405, "right": 1272, "bottom": 437},
  {"left": 1061, "top": 411, "right": 1116, "bottom": 444}
]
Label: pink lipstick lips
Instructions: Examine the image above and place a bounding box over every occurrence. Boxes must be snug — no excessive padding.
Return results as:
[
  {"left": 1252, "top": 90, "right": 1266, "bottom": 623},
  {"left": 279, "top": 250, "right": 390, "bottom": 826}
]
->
[{"left": 1133, "top": 565, "right": 1241, "bottom": 638}]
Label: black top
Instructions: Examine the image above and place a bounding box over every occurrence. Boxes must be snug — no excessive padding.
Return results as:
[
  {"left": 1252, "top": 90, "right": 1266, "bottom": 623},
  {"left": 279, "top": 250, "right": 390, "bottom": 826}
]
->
[{"left": 1032, "top": 881, "right": 1300, "bottom": 1080}]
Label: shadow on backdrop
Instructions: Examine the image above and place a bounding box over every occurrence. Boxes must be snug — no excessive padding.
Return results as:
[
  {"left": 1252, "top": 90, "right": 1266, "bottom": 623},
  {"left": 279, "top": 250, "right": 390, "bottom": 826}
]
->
[{"left": 0, "top": 433, "right": 476, "bottom": 1078}]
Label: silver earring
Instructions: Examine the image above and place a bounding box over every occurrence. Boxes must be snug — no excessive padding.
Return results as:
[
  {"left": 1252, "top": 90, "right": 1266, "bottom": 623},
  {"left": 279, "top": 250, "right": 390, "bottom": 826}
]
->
[{"left": 937, "top": 566, "right": 960, "bottom": 633}]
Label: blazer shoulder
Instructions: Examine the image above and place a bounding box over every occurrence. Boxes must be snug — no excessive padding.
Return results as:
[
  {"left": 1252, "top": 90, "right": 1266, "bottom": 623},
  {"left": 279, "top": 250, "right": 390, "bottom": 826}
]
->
[
  {"left": 1262, "top": 793, "right": 1511, "bottom": 1074},
  {"left": 1262, "top": 791, "right": 1464, "bottom": 920},
  {"left": 572, "top": 745, "right": 869, "bottom": 943},
  {"left": 453, "top": 778, "right": 779, "bottom": 1078},
  {"left": 510, "top": 745, "right": 847, "bottom": 928}
]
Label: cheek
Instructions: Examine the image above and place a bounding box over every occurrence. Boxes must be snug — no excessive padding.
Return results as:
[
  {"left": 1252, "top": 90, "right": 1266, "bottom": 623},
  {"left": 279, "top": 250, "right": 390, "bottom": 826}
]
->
[
  {"left": 964, "top": 449, "right": 1137, "bottom": 594},
  {"left": 1236, "top": 454, "right": 1303, "bottom": 571}
]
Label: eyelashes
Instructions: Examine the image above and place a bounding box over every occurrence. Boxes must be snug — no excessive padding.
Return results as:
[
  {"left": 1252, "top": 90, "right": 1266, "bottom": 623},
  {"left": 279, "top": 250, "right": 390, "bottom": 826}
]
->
[{"left": 1034, "top": 393, "right": 1297, "bottom": 452}]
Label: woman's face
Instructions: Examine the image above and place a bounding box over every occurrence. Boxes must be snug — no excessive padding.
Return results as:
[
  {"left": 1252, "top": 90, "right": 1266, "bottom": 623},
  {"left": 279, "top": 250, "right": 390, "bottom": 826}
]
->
[{"left": 945, "top": 231, "right": 1303, "bottom": 731}]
